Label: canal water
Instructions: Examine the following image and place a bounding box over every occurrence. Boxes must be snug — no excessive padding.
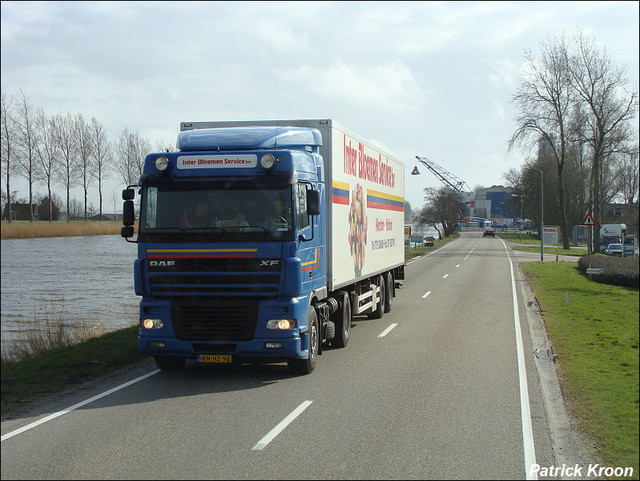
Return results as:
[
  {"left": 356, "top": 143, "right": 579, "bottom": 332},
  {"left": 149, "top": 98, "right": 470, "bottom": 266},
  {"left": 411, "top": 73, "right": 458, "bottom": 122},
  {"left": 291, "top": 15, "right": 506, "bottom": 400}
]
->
[{"left": 1, "top": 235, "right": 139, "bottom": 343}]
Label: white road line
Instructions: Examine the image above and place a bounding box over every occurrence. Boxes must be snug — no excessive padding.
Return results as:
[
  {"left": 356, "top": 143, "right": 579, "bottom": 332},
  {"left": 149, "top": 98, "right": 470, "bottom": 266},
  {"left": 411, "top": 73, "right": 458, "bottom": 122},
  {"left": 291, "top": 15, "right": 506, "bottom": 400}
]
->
[
  {"left": 377, "top": 323, "right": 398, "bottom": 338},
  {"left": 442, "top": 273, "right": 449, "bottom": 279},
  {"left": 455, "top": 264, "right": 460, "bottom": 268},
  {"left": 252, "top": 400, "right": 313, "bottom": 451},
  {"left": 499, "top": 238, "right": 538, "bottom": 479},
  {"left": 1, "top": 369, "right": 161, "bottom": 442},
  {"left": 422, "top": 291, "right": 432, "bottom": 299}
]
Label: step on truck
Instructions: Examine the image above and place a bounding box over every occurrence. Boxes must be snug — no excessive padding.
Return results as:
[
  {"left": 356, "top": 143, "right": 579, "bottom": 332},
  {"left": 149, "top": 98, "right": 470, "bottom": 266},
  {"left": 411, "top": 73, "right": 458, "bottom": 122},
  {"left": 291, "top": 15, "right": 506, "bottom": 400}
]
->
[{"left": 122, "top": 119, "right": 405, "bottom": 374}]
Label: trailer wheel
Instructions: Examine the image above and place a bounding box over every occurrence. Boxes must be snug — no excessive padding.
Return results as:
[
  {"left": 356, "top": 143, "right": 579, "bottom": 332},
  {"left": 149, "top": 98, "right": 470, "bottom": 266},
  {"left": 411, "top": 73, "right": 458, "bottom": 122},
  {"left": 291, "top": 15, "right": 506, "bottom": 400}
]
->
[
  {"left": 368, "top": 275, "right": 385, "bottom": 319},
  {"left": 383, "top": 272, "right": 393, "bottom": 313},
  {"left": 154, "top": 356, "right": 186, "bottom": 370},
  {"left": 332, "top": 291, "right": 352, "bottom": 348},
  {"left": 288, "top": 306, "right": 319, "bottom": 375}
]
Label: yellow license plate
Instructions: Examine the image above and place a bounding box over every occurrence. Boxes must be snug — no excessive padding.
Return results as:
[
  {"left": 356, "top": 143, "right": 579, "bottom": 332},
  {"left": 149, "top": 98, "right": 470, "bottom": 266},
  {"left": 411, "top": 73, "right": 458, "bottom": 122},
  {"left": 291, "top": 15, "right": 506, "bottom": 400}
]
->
[{"left": 198, "top": 354, "right": 232, "bottom": 363}]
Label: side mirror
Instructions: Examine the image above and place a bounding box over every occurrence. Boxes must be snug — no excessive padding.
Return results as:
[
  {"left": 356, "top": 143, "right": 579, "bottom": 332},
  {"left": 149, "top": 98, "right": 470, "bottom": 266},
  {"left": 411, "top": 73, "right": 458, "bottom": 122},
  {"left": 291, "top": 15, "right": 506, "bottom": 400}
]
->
[
  {"left": 121, "top": 226, "right": 134, "bottom": 238},
  {"left": 123, "top": 200, "right": 135, "bottom": 227},
  {"left": 122, "top": 188, "right": 135, "bottom": 201},
  {"left": 307, "top": 189, "right": 320, "bottom": 216},
  {"left": 121, "top": 187, "right": 138, "bottom": 241}
]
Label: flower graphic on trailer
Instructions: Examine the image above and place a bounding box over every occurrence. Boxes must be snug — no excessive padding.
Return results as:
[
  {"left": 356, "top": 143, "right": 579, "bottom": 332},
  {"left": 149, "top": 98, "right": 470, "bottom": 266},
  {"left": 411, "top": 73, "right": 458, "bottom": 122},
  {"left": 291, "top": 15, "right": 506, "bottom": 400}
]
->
[{"left": 348, "top": 184, "right": 367, "bottom": 275}]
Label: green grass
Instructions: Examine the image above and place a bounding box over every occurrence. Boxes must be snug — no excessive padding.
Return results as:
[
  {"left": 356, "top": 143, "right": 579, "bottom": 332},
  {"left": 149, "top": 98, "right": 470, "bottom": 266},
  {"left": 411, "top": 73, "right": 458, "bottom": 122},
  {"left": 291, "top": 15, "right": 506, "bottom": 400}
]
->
[
  {"left": 499, "top": 232, "right": 590, "bottom": 257},
  {"left": 1, "top": 326, "right": 142, "bottom": 414},
  {"left": 522, "top": 262, "right": 639, "bottom": 474}
]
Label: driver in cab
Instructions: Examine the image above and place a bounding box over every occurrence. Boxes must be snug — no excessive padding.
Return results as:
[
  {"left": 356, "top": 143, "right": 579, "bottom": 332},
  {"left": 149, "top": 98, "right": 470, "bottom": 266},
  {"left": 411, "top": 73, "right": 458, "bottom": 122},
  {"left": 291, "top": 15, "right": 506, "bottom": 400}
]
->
[
  {"left": 261, "top": 199, "right": 288, "bottom": 229},
  {"left": 179, "top": 202, "right": 212, "bottom": 228}
]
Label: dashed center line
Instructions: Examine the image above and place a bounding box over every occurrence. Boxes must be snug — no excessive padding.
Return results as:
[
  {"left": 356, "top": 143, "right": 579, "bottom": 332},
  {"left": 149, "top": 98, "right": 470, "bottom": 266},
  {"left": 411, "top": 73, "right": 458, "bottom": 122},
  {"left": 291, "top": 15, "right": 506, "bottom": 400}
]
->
[
  {"left": 252, "top": 400, "right": 313, "bottom": 451},
  {"left": 422, "top": 291, "right": 432, "bottom": 299},
  {"left": 377, "top": 323, "right": 398, "bottom": 338}
]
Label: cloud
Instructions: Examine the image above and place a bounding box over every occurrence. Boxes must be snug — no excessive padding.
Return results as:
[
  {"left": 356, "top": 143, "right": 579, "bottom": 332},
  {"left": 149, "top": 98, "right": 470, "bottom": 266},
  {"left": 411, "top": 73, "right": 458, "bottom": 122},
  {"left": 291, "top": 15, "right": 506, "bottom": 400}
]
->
[
  {"left": 278, "top": 58, "right": 430, "bottom": 114},
  {"left": 488, "top": 57, "right": 523, "bottom": 90}
]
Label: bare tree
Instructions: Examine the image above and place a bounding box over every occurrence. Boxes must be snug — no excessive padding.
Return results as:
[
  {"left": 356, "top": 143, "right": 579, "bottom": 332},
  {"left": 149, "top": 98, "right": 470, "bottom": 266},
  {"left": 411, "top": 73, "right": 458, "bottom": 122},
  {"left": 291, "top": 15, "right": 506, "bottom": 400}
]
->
[
  {"left": 415, "top": 186, "right": 462, "bottom": 238},
  {"left": 1, "top": 90, "right": 16, "bottom": 222},
  {"left": 154, "top": 139, "right": 175, "bottom": 153},
  {"left": 110, "top": 190, "right": 119, "bottom": 216},
  {"left": 114, "top": 127, "right": 150, "bottom": 186},
  {"left": 615, "top": 145, "right": 639, "bottom": 226},
  {"left": 75, "top": 114, "right": 95, "bottom": 222},
  {"left": 91, "top": 117, "right": 112, "bottom": 220},
  {"left": 15, "top": 90, "right": 40, "bottom": 222},
  {"left": 54, "top": 113, "right": 79, "bottom": 222},
  {"left": 509, "top": 33, "right": 573, "bottom": 249},
  {"left": 566, "top": 30, "right": 639, "bottom": 251},
  {"left": 35, "top": 109, "right": 58, "bottom": 222}
]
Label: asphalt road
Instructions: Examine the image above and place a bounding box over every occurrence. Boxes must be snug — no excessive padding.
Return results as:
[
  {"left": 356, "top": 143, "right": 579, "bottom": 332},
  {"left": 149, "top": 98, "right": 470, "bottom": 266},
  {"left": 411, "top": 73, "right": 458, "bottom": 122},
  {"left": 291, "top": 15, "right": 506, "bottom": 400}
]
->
[{"left": 2, "top": 232, "right": 578, "bottom": 480}]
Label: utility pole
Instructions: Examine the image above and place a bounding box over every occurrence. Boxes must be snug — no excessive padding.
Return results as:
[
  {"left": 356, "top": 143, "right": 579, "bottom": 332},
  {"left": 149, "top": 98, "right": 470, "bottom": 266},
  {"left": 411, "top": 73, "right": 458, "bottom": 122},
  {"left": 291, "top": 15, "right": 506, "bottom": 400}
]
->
[{"left": 530, "top": 167, "right": 544, "bottom": 261}]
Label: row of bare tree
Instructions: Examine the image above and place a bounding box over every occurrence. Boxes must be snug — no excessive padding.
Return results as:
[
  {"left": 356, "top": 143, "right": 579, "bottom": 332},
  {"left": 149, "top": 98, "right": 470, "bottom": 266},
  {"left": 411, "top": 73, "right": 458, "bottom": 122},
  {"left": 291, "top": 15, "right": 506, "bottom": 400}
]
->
[
  {"left": 1, "top": 90, "right": 161, "bottom": 222},
  {"left": 508, "top": 30, "right": 638, "bottom": 251}
]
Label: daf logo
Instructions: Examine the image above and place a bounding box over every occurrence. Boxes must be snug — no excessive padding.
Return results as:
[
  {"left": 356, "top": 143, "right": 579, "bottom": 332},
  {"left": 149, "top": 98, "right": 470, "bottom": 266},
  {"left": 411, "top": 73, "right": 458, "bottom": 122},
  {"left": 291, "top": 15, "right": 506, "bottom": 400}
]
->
[
  {"left": 149, "top": 260, "right": 176, "bottom": 267},
  {"left": 260, "top": 260, "right": 279, "bottom": 267}
]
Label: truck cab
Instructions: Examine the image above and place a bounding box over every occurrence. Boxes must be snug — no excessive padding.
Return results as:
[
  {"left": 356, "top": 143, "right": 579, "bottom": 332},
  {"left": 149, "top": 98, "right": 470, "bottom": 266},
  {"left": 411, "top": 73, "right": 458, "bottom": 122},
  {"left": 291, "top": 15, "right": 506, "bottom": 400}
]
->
[{"left": 122, "top": 126, "right": 326, "bottom": 374}]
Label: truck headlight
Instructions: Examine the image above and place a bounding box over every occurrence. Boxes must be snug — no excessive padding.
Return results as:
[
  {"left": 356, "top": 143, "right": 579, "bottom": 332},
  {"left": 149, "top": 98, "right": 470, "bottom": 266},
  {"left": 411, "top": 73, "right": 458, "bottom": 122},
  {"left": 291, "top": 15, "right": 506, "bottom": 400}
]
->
[
  {"left": 142, "top": 318, "right": 164, "bottom": 329},
  {"left": 154, "top": 156, "right": 169, "bottom": 171},
  {"left": 266, "top": 319, "right": 296, "bottom": 330},
  {"left": 260, "top": 154, "right": 276, "bottom": 170}
]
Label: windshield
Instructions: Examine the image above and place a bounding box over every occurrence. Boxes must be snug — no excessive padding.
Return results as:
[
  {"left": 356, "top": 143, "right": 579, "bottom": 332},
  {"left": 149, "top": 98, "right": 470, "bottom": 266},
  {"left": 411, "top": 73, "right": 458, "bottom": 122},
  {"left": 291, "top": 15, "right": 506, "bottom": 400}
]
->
[{"left": 139, "top": 182, "right": 294, "bottom": 242}]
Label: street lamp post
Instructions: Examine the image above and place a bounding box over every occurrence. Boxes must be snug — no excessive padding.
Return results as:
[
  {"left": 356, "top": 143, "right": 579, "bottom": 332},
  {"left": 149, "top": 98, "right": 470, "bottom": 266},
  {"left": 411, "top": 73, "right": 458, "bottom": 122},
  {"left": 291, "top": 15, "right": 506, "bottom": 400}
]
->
[{"left": 530, "top": 167, "right": 544, "bottom": 262}]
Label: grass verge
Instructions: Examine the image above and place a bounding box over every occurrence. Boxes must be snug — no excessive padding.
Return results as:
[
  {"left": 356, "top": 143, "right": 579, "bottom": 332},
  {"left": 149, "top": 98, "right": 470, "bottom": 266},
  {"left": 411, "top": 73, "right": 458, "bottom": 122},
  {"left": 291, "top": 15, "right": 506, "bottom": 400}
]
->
[
  {"left": 521, "top": 261, "right": 639, "bottom": 474},
  {"left": 1, "top": 326, "right": 142, "bottom": 415},
  {"left": 499, "top": 232, "right": 590, "bottom": 257}
]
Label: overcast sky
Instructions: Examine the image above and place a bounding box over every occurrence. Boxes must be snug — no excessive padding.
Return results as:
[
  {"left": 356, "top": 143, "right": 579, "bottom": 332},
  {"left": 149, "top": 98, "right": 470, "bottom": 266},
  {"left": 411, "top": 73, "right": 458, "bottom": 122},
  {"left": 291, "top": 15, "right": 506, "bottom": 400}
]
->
[{"left": 2, "top": 1, "right": 638, "bottom": 212}]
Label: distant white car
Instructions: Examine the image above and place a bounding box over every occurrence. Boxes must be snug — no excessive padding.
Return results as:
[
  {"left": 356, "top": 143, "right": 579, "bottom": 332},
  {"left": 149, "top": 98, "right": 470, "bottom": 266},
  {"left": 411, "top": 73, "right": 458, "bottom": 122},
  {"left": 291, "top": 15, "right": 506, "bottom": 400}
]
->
[{"left": 605, "top": 243, "right": 623, "bottom": 256}]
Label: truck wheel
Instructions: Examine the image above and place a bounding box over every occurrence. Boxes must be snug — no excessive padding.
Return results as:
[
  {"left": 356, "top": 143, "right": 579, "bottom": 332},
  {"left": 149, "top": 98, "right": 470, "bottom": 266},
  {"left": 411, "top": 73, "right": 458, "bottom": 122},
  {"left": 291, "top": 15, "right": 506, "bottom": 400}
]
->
[
  {"left": 332, "top": 291, "right": 352, "bottom": 348},
  {"left": 368, "top": 275, "right": 385, "bottom": 319},
  {"left": 154, "top": 356, "right": 186, "bottom": 370},
  {"left": 288, "top": 306, "right": 319, "bottom": 375},
  {"left": 383, "top": 272, "right": 393, "bottom": 313}
]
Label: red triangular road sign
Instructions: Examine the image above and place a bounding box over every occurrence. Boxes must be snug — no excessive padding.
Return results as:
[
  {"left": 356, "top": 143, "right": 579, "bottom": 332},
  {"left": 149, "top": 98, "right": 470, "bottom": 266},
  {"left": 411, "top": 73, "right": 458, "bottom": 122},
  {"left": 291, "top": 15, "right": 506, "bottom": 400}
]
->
[{"left": 581, "top": 211, "right": 596, "bottom": 226}]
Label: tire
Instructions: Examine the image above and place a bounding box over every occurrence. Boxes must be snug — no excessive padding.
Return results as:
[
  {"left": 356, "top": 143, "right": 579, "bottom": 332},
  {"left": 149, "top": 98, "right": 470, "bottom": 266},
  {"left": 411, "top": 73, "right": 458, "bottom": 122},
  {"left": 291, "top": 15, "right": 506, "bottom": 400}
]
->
[
  {"left": 154, "top": 356, "right": 186, "bottom": 370},
  {"left": 383, "top": 272, "right": 394, "bottom": 313},
  {"left": 288, "top": 305, "right": 319, "bottom": 375},
  {"left": 331, "top": 291, "right": 352, "bottom": 348},
  {"left": 368, "top": 275, "right": 385, "bottom": 319}
]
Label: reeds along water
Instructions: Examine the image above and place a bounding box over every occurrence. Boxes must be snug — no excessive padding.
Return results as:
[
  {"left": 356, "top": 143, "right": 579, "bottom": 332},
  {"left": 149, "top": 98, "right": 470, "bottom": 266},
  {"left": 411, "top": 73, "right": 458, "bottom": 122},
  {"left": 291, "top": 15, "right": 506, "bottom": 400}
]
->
[
  {"left": 1, "top": 220, "right": 133, "bottom": 239},
  {"left": 0, "top": 314, "right": 109, "bottom": 364}
]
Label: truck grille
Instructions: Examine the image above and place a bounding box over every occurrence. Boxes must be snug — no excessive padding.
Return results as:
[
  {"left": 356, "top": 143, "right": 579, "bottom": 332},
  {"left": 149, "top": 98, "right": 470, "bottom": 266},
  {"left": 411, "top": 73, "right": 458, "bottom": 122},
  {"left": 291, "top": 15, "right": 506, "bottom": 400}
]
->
[
  {"left": 171, "top": 298, "right": 258, "bottom": 341},
  {"left": 148, "top": 258, "right": 281, "bottom": 297}
]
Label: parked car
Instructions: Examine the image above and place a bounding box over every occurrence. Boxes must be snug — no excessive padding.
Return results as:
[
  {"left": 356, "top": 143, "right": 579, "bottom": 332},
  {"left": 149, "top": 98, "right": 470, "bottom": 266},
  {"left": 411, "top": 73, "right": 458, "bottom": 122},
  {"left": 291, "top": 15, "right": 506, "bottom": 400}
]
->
[
  {"left": 483, "top": 227, "right": 495, "bottom": 237},
  {"left": 604, "top": 243, "right": 623, "bottom": 256}
]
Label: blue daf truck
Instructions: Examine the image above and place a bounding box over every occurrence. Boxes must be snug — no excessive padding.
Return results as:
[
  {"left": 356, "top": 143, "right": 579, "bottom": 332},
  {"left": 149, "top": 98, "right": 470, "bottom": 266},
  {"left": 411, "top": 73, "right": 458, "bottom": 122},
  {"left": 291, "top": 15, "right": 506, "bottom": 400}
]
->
[{"left": 122, "top": 119, "right": 405, "bottom": 374}]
